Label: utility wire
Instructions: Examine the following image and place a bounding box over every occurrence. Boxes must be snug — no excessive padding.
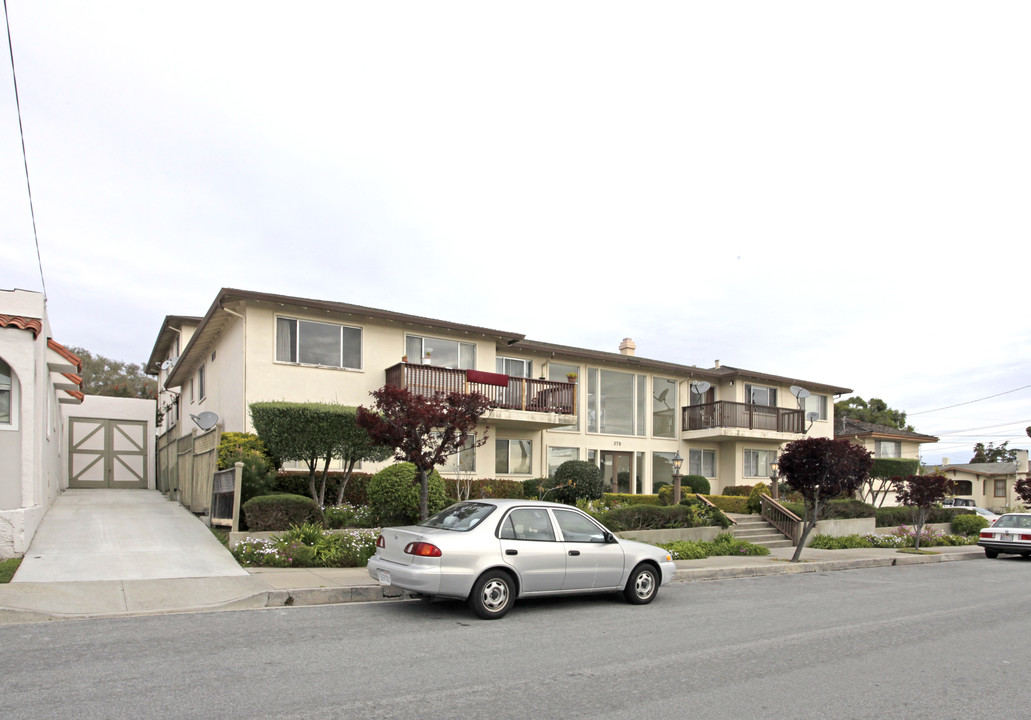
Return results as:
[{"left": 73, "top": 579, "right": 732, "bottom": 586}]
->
[
  {"left": 909, "top": 384, "right": 1031, "bottom": 416},
  {"left": 3, "top": 0, "right": 46, "bottom": 298}
]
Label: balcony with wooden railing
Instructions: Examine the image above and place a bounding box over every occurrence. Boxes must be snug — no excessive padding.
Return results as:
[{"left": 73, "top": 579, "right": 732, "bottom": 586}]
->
[
  {"left": 681, "top": 401, "right": 804, "bottom": 440},
  {"left": 385, "top": 363, "right": 577, "bottom": 424}
]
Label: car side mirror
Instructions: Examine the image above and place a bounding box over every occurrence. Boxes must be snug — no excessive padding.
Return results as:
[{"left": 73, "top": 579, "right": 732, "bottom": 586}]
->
[{"left": 604, "top": 531, "right": 617, "bottom": 544}]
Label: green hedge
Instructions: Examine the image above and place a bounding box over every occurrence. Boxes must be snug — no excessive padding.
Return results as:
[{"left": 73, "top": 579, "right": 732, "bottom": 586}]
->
[
  {"left": 368, "top": 463, "right": 447, "bottom": 525},
  {"left": 951, "top": 513, "right": 989, "bottom": 536},
  {"left": 781, "top": 498, "right": 877, "bottom": 520},
  {"left": 604, "top": 493, "right": 660, "bottom": 506},
  {"left": 722, "top": 485, "right": 754, "bottom": 497},
  {"left": 875, "top": 505, "right": 963, "bottom": 527},
  {"left": 703, "top": 495, "right": 749, "bottom": 514},
  {"left": 242, "top": 493, "right": 323, "bottom": 531},
  {"left": 870, "top": 458, "right": 920, "bottom": 478},
  {"left": 594, "top": 502, "right": 731, "bottom": 532}
]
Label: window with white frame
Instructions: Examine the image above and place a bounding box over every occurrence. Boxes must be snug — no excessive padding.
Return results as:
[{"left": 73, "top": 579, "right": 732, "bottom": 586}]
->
[
  {"left": 0, "top": 357, "right": 14, "bottom": 427},
  {"left": 496, "top": 356, "right": 532, "bottom": 378},
  {"left": 405, "top": 335, "right": 475, "bottom": 369},
  {"left": 277, "top": 317, "right": 362, "bottom": 369},
  {"left": 496, "top": 438, "right": 532, "bottom": 475},
  {"left": 197, "top": 364, "right": 206, "bottom": 401},
  {"left": 876, "top": 441, "right": 902, "bottom": 458},
  {"left": 689, "top": 448, "right": 716, "bottom": 477},
  {"left": 652, "top": 377, "right": 677, "bottom": 438},
  {"left": 745, "top": 384, "right": 777, "bottom": 407},
  {"left": 994, "top": 479, "right": 1007, "bottom": 497},
  {"left": 587, "top": 368, "right": 647, "bottom": 436},
  {"left": 547, "top": 446, "right": 579, "bottom": 477},
  {"left": 441, "top": 434, "right": 477, "bottom": 474},
  {"left": 802, "top": 394, "right": 827, "bottom": 420},
  {"left": 743, "top": 449, "right": 776, "bottom": 477}
]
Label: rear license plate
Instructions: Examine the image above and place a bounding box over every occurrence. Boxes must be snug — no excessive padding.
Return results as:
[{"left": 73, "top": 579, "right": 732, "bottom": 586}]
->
[{"left": 378, "top": 570, "right": 391, "bottom": 586}]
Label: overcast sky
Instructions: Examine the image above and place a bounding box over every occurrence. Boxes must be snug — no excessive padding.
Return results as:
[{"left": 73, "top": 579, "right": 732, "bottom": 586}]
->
[{"left": 2, "top": 2, "right": 1029, "bottom": 465}]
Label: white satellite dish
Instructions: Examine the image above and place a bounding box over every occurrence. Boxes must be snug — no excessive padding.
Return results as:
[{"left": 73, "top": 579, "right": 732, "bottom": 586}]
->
[
  {"left": 692, "top": 381, "right": 711, "bottom": 394},
  {"left": 160, "top": 359, "right": 173, "bottom": 370},
  {"left": 190, "top": 411, "right": 219, "bottom": 431},
  {"left": 789, "top": 385, "right": 810, "bottom": 399},
  {"left": 806, "top": 411, "right": 820, "bottom": 423}
]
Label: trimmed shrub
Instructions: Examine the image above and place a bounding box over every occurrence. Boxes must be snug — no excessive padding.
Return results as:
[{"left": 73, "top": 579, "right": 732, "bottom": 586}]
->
[
  {"left": 683, "top": 475, "right": 711, "bottom": 495},
  {"left": 553, "top": 460, "right": 605, "bottom": 504},
  {"left": 464, "top": 479, "right": 526, "bottom": 500},
  {"left": 522, "top": 478, "right": 553, "bottom": 500},
  {"left": 703, "top": 495, "right": 749, "bottom": 514},
  {"left": 604, "top": 493, "right": 660, "bottom": 506},
  {"left": 217, "top": 431, "right": 271, "bottom": 470},
  {"left": 782, "top": 498, "right": 876, "bottom": 521},
  {"left": 367, "top": 463, "right": 447, "bottom": 525},
  {"left": 875, "top": 505, "right": 961, "bottom": 527},
  {"left": 747, "top": 482, "right": 771, "bottom": 514},
  {"left": 595, "top": 501, "right": 731, "bottom": 532},
  {"left": 242, "top": 493, "right": 323, "bottom": 531},
  {"left": 870, "top": 457, "right": 919, "bottom": 479},
  {"left": 657, "top": 484, "right": 674, "bottom": 506},
  {"left": 723, "top": 485, "right": 754, "bottom": 497},
  {"left": 659, "top": 533, "right": 770, "bottom": 559},
  {"left": 952, "top": 513, "right": 989, "bottom": 536},
  {"left": 273, "top": 472, "right": 372, "bottom": 506}
]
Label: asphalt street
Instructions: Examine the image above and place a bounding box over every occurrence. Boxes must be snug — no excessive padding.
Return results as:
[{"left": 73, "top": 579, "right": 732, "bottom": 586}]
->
[{"left": 2, "top": 559, "right": 1026, "bottom": 719}]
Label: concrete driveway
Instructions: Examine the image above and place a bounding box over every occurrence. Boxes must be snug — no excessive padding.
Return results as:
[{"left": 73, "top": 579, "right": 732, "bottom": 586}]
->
[{"left": 13, "top": 489, "right": 248, "bottom": 582}]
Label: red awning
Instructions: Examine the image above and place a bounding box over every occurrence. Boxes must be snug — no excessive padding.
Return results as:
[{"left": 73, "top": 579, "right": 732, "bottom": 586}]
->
[{"left": 466, "top": 369, "right": 510, "bottom": 387}]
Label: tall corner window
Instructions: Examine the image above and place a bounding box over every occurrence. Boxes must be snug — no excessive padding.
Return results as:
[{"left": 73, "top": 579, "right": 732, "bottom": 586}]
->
[
  {"left": 652, "top": 377, "right": 677, "bottom": 438},
  {"left": 745, "top": 384, "right": 777, "bottom": 407},
  {"left": 197, "top": 364, "right": 206, "bottom": 401},
  {"left": 277, "top": 317, "right": 362, "bottom": 370},
  {"left": 0, "top": 357, "right": 13, "bottom": 426}
]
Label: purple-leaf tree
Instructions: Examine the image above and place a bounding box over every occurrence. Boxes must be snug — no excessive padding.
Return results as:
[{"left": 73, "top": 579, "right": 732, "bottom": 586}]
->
[
  {"left": 892, "top": 474, "right": 955, "bottom": 551},
  {"left": 356, "top": 385, "right": 491, "bottom": 520},
  {"left": 777, "top": 437, "right": 873, "bottom": 562},
  {"left": 1013, "top": 477, "right": 1031, "bottom": 507}
]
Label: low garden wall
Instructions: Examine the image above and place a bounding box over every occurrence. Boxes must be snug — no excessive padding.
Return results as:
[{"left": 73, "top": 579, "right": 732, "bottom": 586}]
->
[
  {"left": 801, "top": 519, "right": 952, "bottom": 547},
  {"left": 616, "top": 527, "right": 722, "bottom": 543}
]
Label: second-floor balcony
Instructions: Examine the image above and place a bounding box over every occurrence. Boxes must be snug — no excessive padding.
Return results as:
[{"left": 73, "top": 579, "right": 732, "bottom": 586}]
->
[
  {"left": 682, "top": 401, "right": 804, "bottom": 441},
  {"left": 385, "top": 363, "right": 577, "bottom": 428}
]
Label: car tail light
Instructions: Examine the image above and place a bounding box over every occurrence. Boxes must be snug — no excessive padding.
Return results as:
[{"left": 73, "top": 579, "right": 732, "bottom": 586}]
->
[
  {"left": 404, "top": 542, "right": 442, "bottom": 557},
  {"left": 376, "top": 534, "right": 385, "bottom": 548},
  {"left": 1021, "top": 534, "right": 1031, "bottom": 541},
  {"left": 980, "top": 531, "right": 993, "bottom": 539}
]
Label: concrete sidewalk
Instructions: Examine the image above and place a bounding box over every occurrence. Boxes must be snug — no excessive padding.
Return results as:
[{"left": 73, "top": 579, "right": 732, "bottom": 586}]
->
[{"left": 0, "top": 543, "right": 985, "bottom": 625}]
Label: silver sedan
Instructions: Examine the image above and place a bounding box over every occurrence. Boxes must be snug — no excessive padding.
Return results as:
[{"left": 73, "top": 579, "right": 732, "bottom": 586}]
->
[{"left": 367, "top": 499, "right": 676, "bottom": 619}]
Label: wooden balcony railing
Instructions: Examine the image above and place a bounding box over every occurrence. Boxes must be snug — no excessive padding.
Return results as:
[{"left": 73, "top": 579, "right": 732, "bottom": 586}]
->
[
  {"left": 682, "top": 401, "right": 804, "bottom": 434},
  {"left": 759, "top": 494, "right": 801, "bottom": 545},
  {"left": 385, "top": 363, "right": 576, "bottom": 415}
]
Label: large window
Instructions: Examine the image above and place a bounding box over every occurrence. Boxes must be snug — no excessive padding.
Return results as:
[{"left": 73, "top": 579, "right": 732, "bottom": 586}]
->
[
  {"left": 406, "top": 335, "right": 475, "bottom": 370},
  {"left": 653, "top": 452, "right": 675, "bottom": 489},
  {"left": 876, "top": 441, "right": 901, "bottom": 458},
  {"left": 549, "top": 362, "right": 579, "bottom": 431},
  {"left": 277, "top": 317, "right": 362, "bottom": 369},
  {"left": 197, "top": 364, "right": 206, "bottom": 401},
  {"left": 994, "top": 479, "right": 1007, "bottom": 497},
  {"left": 496, "top": 438, "right": 532, "bottom": 475},
  {"left": 744, "top": 449, "right": 776, "bottom": 477},
  {"left": 496, "top": 356, "right": 532, "bottom": 378},
  {"left": 587, "top": 369, "right": 647, "bottom": 436},
  {"left": 441, "top": 434, "right": 477, "bottom": 473},
  {"left": 547, "top": 446, "right": 579, "bottom": 477},
  {"left": 0, "top": 358, "right": 12, "bottom": 426},
  {"left": 689, "top": 448, "right": 716, "bottom": 477},
  {"left": 802, "top": 394, "right": 828, "bottom": 420},
  {"left": 653, "top": 377, "right": 677, "bottom": 437},
  {"left": 745, "top": 384, "right": 777, "bottom": 407}
]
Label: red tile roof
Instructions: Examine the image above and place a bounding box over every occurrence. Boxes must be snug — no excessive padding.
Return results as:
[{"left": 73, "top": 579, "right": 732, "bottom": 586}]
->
[
  {"left": 0, "top": 314, "right": 43, "bottom": 338},
  {"left": 47, "top": 339, "right": 82, "bottom": 372}
]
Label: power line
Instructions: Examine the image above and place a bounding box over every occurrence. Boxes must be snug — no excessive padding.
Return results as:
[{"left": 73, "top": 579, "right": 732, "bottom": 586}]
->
[
  {"left": 909, "top": 384, "right": 1031, "bottom": 416},
  {"left": 3, "top": 0, "right": 46, "bottom": 298}
]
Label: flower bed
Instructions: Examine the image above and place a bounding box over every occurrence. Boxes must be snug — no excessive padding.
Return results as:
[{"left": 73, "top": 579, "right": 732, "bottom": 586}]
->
[
  {"left": 232, "top": 524, "right": 380, "bottom": 567},
  {"left": 808, "top": 525, "right": 978, "bottom": 550}
]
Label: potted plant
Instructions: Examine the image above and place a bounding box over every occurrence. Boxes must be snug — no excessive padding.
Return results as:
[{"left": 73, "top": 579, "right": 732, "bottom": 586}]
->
[
  {"left": 566, "top": 372, "right": 578, "bottom": 383},
  {"left": 423, "top": 351, "right": 432, "bottom": 365},
  {"left": 401, "top": 355, "right": 408, "bottom": 363}
]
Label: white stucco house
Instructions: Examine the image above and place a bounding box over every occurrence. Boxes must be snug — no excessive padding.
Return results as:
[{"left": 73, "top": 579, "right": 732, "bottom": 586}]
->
[{"left": 0, "top": 288, "right": 156, "bottom": 559}]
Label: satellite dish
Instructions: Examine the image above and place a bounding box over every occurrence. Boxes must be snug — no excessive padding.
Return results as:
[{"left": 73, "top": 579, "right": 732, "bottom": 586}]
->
[
  {"left": 789, "top": 385, "right": 810, "bottom": 399},
  {"left": 190, "top": 411, "right": 219, "bottom": 431},
  {"left": 806, "top": 411, "right": 820, "bottom": 423},
  {"left": 692, "top": 381, "right": 711, "bottom": 394},
  {"left": 160, "top": 359, "right": 173, "bottom": 370}
]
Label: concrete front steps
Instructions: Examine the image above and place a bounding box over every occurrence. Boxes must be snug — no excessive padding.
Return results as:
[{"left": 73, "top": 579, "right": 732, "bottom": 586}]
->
[{"left": 726, "top": 513, "right": 794, "bottom": 549}]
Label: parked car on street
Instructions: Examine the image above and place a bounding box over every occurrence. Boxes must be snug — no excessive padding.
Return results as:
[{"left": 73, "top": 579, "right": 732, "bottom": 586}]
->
[
  {"left": 942, "top": 498, "right": 976, "bottom": 507},
  {"left": 978, "top": 513, "right": 1031, "bottom": 558},
  {"left": 367, "top": 499, "right": 677, "bottom": 619},
  {"left": 969, "top": 507, "right": 1000, "bottom": 525}
]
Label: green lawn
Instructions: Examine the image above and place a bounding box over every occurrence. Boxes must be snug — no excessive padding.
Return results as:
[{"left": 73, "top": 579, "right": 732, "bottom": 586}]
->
[{"left": 0, "top": 557, "right": 22, "bottom": 583}]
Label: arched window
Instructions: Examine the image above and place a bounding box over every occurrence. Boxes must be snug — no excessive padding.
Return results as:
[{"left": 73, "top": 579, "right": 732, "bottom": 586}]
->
[{"left": 0, "top": 357, "right": 13, "bottom": 426}]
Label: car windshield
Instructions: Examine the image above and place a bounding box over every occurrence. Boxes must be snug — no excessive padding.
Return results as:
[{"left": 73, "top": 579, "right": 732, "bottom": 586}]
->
[
  {"left": 421, "top": 502, "right": 496, "bottom": 531},
  {"left": 993, "top": 515, "right": 1031, "bottom": 529}
]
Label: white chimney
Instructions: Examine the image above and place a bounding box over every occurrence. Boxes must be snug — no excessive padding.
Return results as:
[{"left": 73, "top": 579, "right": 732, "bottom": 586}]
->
[
  {"left": 619, "top": 338, "right": 636, "bottom": 356},
  {"left": 714, "top": 359, "right": 720, "bottom": 369},
  {"left": 1017, "top": 449, "right": 1029, "bottom": 475}
]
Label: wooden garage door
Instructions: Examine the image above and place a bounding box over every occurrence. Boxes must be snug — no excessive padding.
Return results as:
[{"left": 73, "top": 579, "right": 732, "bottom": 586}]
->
[{"left": 69, "top": 418, "right": 148, "bottom": 489}]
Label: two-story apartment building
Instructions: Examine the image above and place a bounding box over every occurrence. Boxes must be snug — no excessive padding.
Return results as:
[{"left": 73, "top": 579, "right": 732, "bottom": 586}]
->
[{"left": 147, "top": 288, "right": 851, "bottom": 495}]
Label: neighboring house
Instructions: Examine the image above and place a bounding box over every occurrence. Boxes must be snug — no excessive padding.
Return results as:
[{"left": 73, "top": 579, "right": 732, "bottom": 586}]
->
[
  {"left": 936, "top": 450, "right": 1030, "bottom": 513},
  {"left": 835, "top": 417, "right": 940, "bottom": 462},
  {"left": 0, "top": 289, "right": 157, "bottom": 559},
  {"left": 0, "top": 289, "right": 82, "bottom": 558},
  {"left": 146, "top": 288, "right": 852, "bottom": 497}
]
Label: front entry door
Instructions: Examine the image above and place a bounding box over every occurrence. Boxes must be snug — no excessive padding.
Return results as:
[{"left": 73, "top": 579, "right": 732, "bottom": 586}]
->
[
  {"left": 69, "top": 418, "right": 148, "bottom": 489},
  {"left": 600, "top": 451, "right": 633, "bottom": 493}
]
